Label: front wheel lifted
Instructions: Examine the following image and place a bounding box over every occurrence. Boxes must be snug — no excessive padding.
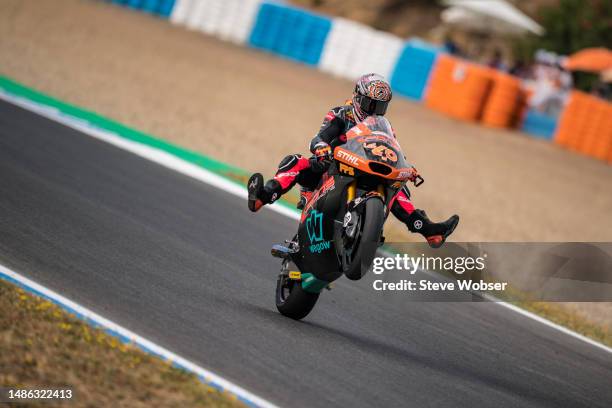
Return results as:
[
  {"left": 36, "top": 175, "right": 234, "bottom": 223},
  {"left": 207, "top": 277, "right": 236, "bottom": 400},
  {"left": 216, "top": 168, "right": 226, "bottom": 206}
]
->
[
  {"left": 344, "top": 197, "right": 385, "bottom": 281},
  {"left": 275, "top": 273, "right": 319, "bottom": 320}
]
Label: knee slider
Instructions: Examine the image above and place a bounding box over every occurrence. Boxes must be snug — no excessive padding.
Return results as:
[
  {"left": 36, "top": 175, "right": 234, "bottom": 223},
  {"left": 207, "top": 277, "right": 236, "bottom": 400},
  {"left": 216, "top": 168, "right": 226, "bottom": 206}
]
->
[{"left": 278, "top": 154, "right": 302, "bottom": 172}]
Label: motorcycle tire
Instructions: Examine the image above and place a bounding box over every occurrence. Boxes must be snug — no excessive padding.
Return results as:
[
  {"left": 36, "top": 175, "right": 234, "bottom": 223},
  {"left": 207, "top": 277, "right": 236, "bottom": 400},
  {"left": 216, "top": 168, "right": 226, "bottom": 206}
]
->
[
  {"left": 276, "top": 274, "right": 320, "bottom": 320},
  {"left": 344, "top": 197, "right": 385, "bottom": 281}
]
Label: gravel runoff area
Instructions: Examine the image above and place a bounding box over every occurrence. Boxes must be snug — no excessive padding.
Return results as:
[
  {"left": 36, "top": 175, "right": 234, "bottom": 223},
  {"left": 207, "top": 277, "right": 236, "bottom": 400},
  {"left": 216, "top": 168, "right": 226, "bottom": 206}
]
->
[{"left": 1, "top": 0, "right": 610, "bottom": 328}]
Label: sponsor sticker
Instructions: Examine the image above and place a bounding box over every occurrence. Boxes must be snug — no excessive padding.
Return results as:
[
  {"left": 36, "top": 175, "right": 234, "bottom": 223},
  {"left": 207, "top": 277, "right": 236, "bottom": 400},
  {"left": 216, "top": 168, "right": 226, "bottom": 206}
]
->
[
  {"left": 339, "top": 163, "right": 355, "bottom": 176},
  {"left": 305, "top": 210, "right": 332, "bottom": 253},
  {"left": 337, "top": 149, "right": 359, "bottom": 165}
]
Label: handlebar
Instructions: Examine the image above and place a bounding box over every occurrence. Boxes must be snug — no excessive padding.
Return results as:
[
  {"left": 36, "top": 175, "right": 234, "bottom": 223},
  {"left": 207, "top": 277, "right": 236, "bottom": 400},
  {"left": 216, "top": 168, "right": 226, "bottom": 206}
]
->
[{"left": 413, "top": 175, "right": 424, "bottom": 187}]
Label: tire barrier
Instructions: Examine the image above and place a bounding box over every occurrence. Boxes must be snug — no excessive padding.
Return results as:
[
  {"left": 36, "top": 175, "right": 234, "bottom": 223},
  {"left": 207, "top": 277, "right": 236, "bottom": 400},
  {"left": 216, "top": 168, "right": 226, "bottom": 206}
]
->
[
  {"left": 425, "top": 55, "right": 494, "bottom": 122},
  {"left": 481, "top": 72, "right": 522, "bottom": 128},
  {"left": 555, "top": 91, "right": 612, "bottom": 162},
  {"left": 319, "top": 18, "right": 403, "bottom": 80},
  {"left": 248, "top": 2, "right": 332, "bottom": 66},
  {"left": 101, "top": 0, "right": 612, "bottom": 164},
  {"left": 390, "top": 40, "right": 440, "bottom": 101},
  {"left": 111, "top": 0, "right": 175, "bottom": 16},
  {"left": 169, "top": 0, "right": 262, "bottom": 44}
]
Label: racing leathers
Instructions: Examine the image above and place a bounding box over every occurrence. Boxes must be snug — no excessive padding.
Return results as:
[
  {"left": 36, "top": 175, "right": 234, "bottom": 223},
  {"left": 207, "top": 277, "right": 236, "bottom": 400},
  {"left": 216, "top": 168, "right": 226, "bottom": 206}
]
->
[{"left": 247, "top": 102, "right": 459, "bottom": 248}]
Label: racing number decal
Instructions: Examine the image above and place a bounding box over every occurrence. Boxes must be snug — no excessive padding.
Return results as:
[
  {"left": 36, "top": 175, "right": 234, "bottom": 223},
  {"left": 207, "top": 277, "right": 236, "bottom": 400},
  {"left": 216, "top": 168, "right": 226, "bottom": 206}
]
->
[{"left": 363, "top": 143, "right": 398, "bottom": 163}]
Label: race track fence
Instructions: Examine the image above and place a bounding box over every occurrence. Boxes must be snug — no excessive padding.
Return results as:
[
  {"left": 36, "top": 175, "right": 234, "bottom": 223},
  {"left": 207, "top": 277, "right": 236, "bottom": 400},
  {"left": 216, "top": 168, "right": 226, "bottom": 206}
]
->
[{"left": 103, "top": 0, "right": 612, "bottom": 164}]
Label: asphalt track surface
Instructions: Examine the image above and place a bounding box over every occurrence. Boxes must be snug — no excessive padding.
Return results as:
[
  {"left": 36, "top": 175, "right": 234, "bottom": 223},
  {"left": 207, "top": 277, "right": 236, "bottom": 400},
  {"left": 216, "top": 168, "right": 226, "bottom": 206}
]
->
[{"left": 1, "top": 99, "right": 611, "bottom": 408}]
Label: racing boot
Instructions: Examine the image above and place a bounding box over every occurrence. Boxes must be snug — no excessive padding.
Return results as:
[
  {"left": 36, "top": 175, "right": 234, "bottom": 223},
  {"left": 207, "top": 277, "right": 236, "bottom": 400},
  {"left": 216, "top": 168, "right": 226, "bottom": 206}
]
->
[
  {"left": 247, "top": 173, "right": 282, "bottom": 212},
  {"left": 406, "top": 209, "right": 459, "bottom": 248}
]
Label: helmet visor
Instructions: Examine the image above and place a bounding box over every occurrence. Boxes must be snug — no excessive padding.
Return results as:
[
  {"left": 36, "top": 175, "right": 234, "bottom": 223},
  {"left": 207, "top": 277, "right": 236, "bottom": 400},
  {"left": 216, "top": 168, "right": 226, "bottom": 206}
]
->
[{"left": 356, "top": 94, "right": 389, "bottom": 116}]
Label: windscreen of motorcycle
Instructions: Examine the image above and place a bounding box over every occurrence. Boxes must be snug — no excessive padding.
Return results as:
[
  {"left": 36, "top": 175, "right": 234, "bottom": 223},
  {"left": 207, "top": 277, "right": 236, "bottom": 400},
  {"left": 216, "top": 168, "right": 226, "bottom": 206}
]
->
[{"left": 344, "top": 115, "right": 410, "bottom": 169}]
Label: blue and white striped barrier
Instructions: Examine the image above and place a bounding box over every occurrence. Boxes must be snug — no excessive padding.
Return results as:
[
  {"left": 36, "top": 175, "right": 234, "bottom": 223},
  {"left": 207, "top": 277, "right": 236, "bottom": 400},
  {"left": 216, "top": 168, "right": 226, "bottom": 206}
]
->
[
  {"left": 107, "top": 0, "right": 440, "bottom": 95},
  {"left": 104, "top": 0, "right": 558, "bottom": 140}
]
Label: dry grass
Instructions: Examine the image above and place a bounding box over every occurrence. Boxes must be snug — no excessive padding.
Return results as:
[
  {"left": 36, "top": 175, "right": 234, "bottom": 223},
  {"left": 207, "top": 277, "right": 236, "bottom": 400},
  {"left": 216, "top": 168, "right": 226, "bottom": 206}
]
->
[
  {"left": 0, "top": 279, "right": 245, "bottom": 408},
  {"left": 514, "top": 301, "right": 610, "bottom": 347},
  {"left": 481, "top": 282, "right": 612, "bottom": 347}
]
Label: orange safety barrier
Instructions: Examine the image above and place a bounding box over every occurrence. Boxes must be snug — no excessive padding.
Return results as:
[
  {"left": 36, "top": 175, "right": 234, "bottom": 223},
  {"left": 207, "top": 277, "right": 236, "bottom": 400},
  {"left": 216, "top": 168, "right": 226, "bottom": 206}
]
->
[
  {"left": 554, "top": 91, "right": 577, "bottom": 147},
  {"left": 594, "top": 102, "right": 612, "bottom": 162},
  {"left": 569, "top": 93, "right": 591, "bottom": 152},
  {"left": 513, "top": 88, "right": 532, "bottom": 129},
  {"left": 481, "top": 72, "right": 522, "bottom": 128},
  {"left": 609, "top": 130, "right": 612, "bottom": 164},
  {"left": 423, "top": 54, "right": 611, "bottom": 164},
  {"left": 554, "top": 91, "right": 612, "bottom": 162},
  {"left": 425, "top": 55, "right": 494, "bottom": 122}
]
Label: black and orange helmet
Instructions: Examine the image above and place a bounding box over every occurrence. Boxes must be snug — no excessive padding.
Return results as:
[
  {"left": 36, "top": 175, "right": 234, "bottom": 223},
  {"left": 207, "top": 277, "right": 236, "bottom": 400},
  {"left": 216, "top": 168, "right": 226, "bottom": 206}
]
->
[{"left": 352, "top": 73, "right": 392, "bottom": 121}]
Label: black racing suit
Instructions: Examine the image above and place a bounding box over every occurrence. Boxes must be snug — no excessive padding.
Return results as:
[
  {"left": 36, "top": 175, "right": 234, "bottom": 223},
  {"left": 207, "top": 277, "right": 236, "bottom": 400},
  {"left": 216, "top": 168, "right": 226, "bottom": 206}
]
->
[{"left": 269, "top": 102, "right": 417, "bottom": 226}]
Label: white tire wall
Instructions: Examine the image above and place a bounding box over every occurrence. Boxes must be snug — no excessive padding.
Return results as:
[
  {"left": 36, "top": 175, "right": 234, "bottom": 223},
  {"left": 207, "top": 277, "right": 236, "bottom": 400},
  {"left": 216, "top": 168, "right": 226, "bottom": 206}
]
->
[
  {"left": 222, "top": 0, "right": 262, "bottom": 44},
  {"left": 320, "top": 18, "right": 403, "bottom": 81},
  {"left": 170, "top": 0, "right": 263, "bottom": 45},
  {"left": 169, "top": 0, "right": 195, "bottom": 25},
  {"left": 186, "top": 0, "right": 207, "bottom": 30},
  {"left": 199, "top": 0, "right": 224, "bottom": 35}
]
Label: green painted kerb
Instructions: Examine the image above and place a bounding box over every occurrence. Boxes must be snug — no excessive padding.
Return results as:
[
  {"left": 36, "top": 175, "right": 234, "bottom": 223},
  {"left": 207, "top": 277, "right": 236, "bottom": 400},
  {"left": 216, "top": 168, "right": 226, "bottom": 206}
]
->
[{"left": 0, "top": 75, "right": 300, "bottom": 212}]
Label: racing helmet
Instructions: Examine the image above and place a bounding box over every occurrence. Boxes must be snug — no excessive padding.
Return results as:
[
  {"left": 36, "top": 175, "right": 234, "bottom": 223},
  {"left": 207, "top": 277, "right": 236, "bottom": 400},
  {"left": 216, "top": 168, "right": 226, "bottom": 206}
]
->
[{"left": 352, "top": 73, "right": 392, "bottom": 121}]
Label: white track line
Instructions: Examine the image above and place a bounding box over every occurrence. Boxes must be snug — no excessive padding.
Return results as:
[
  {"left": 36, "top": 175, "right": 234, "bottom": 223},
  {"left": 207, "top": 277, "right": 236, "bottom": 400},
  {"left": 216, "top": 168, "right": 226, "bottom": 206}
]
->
[
  {"left": 485, "top": 294, "right": 612, "bottom": 354},
  {"left": 0, "top": 87, "right": 609, "bottom": 395},
  {"left": 0, "top": 91, "right": 300, "bottom": 222}
]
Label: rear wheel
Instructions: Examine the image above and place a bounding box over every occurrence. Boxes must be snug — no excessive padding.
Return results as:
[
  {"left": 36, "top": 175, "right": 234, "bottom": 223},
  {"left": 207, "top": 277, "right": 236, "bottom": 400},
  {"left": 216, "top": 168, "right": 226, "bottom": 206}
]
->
[
  {"left": 276, "top": 271, "right": 320, "bottom": 320},
  {"left": 344, "top": 198, "right": 385, "bottom": 280}
]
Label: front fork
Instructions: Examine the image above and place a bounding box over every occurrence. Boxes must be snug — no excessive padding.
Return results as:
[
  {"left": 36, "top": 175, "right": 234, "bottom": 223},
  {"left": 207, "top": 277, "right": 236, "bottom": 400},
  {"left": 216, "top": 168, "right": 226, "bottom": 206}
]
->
[
  {"left": 345, "top": 180, "right": 387, "bottom": 209},
  {"left": 340, "top": 181, "right": 387, "bottom": 268}
]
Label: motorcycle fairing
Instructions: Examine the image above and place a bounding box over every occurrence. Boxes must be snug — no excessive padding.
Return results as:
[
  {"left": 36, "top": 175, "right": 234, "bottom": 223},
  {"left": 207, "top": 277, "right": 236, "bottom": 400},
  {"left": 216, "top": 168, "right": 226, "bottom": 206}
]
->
[
  {"left": 337, "top": 116, "right": 415, "bottom": 182},
  {"left": 289, "top": 116, "right": 413, "bottom": 283},
  {"left": 294, "top": 170, "right": 353, "bottom": 283}
]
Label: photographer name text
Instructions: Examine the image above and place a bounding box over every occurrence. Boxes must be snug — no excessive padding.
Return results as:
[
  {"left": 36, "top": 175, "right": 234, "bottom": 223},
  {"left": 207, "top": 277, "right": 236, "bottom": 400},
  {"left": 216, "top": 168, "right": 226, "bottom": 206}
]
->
[{"left": 371, "top": 254, "right": 508, "bottom": 293}]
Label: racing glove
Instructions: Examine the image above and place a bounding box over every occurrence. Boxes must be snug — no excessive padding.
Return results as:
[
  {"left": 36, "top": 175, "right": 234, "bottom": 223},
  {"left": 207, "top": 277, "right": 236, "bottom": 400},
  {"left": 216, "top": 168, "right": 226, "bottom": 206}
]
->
[{"left": 309, "top": 142, "right": 332, "bottom": 173}]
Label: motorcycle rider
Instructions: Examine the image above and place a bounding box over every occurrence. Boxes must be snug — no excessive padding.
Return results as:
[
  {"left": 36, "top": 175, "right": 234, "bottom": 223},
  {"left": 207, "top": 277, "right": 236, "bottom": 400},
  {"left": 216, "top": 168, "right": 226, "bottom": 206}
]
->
[{"left": 247, "top": 73, "right": 459, "bottom": 248}]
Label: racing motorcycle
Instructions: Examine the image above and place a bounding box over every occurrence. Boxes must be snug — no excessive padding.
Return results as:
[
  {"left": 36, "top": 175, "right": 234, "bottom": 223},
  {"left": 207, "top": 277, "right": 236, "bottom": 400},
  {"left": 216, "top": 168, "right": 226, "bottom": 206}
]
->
[{"left": 272, "top": 115, "right": 423, "bottom": 320}]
